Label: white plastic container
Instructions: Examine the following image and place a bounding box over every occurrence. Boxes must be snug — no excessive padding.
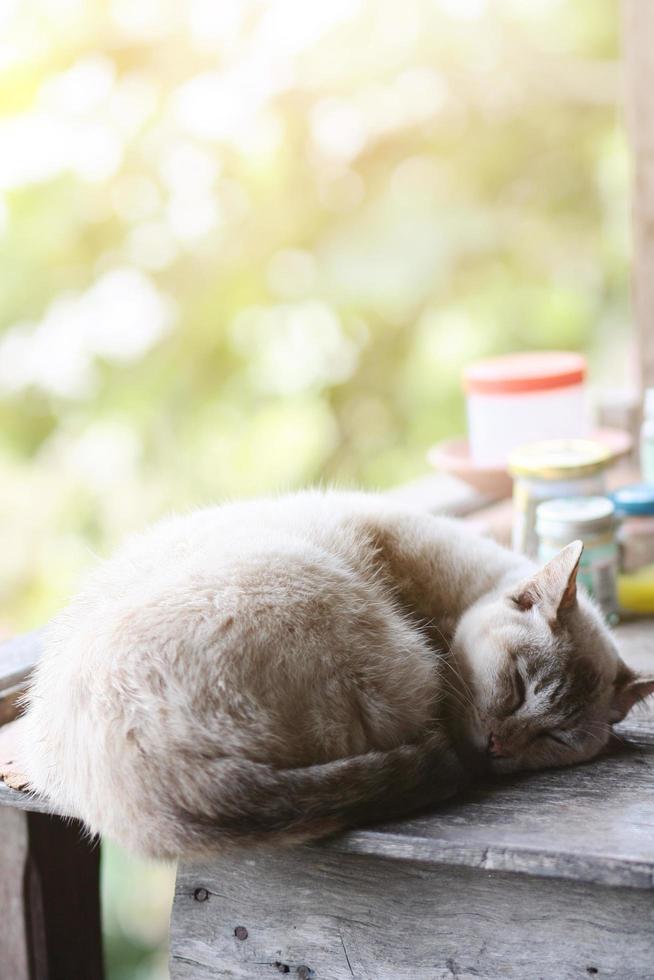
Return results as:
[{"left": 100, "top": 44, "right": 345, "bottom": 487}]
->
[{"left": 463, "top": 351, "right": 588, "bottom": 467}]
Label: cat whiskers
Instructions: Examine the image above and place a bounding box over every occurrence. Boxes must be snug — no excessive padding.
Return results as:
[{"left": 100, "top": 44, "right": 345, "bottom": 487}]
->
[
  {"left": 573, "top": 720, "right": 620, "bottom": 750},
  {"left": 423, "top": 617, "right": 478, "bottom": 714},
  {"left": 434, "top": 659, "right": 479, "bottom": 719}
]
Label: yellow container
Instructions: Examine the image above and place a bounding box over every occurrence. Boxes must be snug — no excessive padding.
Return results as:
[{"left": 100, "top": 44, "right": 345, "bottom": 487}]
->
[{"left": 617, "top": 565, "right": 654, "bottom": 615}]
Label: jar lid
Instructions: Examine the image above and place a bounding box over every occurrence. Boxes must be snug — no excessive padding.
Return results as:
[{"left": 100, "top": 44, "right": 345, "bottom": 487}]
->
[
  {"left": 536, "top": 496, "right": 616, "bottom": 538},
  {"left": 508, "top": 439, "right": 612, "bottom": 479},
  {"left": 610, "top": 483, "right": 654, "bottom": 516},
  {"left": 463, "top": 351, "right": 586, "bottom": 395}
]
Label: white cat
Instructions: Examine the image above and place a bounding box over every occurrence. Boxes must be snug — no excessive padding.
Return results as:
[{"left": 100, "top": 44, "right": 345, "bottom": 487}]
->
[{"left": 18, "top": 491, "right": 654, "bottom": 857}]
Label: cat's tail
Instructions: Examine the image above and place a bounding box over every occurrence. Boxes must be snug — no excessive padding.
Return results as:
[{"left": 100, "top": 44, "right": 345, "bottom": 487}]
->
[{"left": 164, "top": 733, "right": 472, "bottom": 857}]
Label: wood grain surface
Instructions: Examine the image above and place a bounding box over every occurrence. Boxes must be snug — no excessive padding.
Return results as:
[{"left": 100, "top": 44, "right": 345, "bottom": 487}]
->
[{"left": 171, "top": 846, "right": 654, "bottom": 980}]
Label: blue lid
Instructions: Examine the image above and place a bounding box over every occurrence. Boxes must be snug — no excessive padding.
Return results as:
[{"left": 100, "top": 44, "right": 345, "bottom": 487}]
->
[{"left": 610, "top": 483, "right": 654, "bottom": 516}]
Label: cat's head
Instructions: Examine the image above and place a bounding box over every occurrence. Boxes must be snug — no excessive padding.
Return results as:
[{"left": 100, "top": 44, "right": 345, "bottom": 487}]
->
[{"left": 453, "top": 541, "right": 654, "bottom": 774}]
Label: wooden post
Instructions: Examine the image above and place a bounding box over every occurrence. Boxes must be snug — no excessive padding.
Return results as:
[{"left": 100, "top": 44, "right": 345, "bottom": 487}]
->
[
  {"left": 0, "top": 632, "right": 104, "bottom": 979},
  {"left": 623, "top": 0, "right": 654, "bottom": 390},
  {"left": 0, "top": 803, "right": 104, "bottom": 980}
]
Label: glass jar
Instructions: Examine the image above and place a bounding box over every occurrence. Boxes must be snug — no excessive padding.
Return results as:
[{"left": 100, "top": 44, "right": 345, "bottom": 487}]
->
[
  {"left": 509, "top": 439, "right": 612, "bottom": 558},
  {"left": 535, "top": 496, "right": 619, "bottom": 621},
  {"left": 610, "top": 484, "right": 654, "bottom": 615}
]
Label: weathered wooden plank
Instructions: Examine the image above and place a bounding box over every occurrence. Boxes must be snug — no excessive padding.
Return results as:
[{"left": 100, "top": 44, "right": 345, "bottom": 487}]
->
[
  {"left": 0, "top": 806, "right": 104, "bottom": 980},
  {"left": 0, "top": 779, "right": 66, "bottom": 815},
  {"left": 623, "top": 0, "right": 654, "bottom": 389},
  {"left": 171, "top": 846, "right": 654, "bottom": 980}
]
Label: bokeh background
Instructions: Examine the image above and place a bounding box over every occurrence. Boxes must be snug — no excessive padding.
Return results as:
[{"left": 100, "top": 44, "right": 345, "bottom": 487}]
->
[{"left": 0, "top": 1, "right": 635, "bottom": 976}]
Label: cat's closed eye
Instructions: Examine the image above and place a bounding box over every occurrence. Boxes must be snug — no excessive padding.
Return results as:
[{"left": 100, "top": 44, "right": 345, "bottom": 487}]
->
[
  {"left": 539, "top": 730, "right": 568, "bottom": 747},
  {"left": 505, "top": 669, "right": 525, "bottom": 716}
]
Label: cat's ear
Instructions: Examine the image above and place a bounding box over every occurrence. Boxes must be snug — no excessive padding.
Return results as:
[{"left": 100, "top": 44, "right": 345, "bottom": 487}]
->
[
  {"left": 511, "top": 540, "right": 583, "bottom": 620},
  {"left": 610, "top": 660, "right": 654, "bottom": 723}
]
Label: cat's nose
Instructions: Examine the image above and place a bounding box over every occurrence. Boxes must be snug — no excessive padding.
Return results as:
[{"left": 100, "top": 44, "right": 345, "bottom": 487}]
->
[{"left": 487, "top": 732, "right": 506, "bottom": 758}]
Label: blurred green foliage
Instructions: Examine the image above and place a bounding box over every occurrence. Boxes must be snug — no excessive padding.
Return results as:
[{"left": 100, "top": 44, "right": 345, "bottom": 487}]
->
[
  {"left": 0, "top": 0, "right": 631, "bottom": 631},
  {"left": 0, "top": 1, "right": 632, "bottom": 977}
]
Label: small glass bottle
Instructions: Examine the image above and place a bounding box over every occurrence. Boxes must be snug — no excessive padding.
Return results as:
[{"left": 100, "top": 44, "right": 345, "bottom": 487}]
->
[{"left": 640, "top": 388, "right": 654, "bottom": 483}]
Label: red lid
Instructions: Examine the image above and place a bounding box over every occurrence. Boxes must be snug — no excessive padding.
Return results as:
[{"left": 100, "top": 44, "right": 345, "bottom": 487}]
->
[{"left": 463, "top": 351, "right": 586, "bottom": 395}]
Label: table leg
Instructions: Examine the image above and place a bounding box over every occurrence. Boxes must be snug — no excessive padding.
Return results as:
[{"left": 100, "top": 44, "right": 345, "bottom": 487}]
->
[{"left": 0, "top": 806, "right": 103, "bottom": 980}]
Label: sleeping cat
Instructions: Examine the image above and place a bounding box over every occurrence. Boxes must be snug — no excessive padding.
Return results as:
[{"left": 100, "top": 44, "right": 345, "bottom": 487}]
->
[{"left": 18, "top": 490, "right": 654, "bottom": 858}]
